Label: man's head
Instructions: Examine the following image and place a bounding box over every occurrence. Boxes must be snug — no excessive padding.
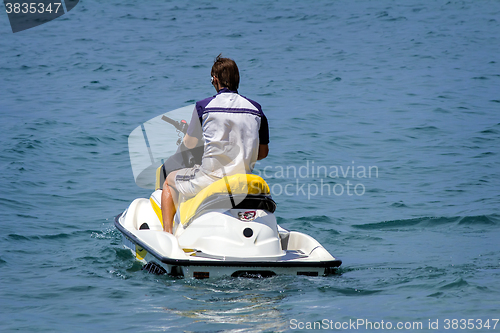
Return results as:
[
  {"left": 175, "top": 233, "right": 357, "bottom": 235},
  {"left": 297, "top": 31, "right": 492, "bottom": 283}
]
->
[{"left": 211, "top": 54, "right": 239, "bottom": 91}]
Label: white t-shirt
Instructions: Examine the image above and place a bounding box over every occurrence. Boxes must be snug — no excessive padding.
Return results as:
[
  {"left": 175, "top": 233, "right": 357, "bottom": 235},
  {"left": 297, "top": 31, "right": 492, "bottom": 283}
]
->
[{"left": 187, "top": 88, "right": 269, "bottom": 179}]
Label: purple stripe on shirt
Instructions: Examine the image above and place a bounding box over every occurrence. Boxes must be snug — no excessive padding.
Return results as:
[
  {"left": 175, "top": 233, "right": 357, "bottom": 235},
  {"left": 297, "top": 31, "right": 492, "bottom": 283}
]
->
[{"left": 203, "top": 107, "right": 262, "bottom": 116}]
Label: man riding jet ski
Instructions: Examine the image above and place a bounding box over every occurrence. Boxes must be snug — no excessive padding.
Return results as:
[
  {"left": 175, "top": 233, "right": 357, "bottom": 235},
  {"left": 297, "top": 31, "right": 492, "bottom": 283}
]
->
[
  {"left": 115, "top": 55, "right": 341, "bottom": 278},
  {"left": 160, "top": 54, "right": 270, "bottom": 234}
]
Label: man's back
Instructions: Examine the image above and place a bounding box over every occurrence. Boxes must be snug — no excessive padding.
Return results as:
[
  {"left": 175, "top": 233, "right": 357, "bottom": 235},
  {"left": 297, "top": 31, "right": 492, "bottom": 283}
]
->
[{"left": 195, "top": 88, "right": 266, "bottom": 178}]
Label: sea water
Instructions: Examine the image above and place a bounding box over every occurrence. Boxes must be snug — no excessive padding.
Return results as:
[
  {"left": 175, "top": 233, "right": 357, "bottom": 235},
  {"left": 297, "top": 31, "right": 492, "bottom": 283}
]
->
[{"left": 1, "top": 0, "right": 499, "bottom": 332}]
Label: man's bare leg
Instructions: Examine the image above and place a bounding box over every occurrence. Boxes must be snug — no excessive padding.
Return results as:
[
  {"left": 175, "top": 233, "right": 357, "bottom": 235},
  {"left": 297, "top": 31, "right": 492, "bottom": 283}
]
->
[{"left": 161, "top": 171, "right": 178, "bottom": 234}]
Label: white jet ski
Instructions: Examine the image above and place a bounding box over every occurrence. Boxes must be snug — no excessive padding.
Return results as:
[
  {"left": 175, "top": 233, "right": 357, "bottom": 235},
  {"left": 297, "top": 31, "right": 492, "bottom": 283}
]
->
[
  {"left": 115, "top": 109, "right": 341, "bottom": 279},
  {"left": 115, "top": 172, "right": 342, "bottom": 279}
]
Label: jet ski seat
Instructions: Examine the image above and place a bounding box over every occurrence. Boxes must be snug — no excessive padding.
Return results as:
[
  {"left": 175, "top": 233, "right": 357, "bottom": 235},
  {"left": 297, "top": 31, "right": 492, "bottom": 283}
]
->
[{"left": 178, "top": 174, "right": 276, "bottom": 226}]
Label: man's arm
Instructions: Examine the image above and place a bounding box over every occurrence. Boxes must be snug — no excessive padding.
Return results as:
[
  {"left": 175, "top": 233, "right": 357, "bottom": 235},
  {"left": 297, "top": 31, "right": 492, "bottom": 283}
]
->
[
  {"left": 183, "top": 134, "right": 199, "bottom": 149},
  {"left": 257, "top": 113, "right": 269, "bottom": 160},
  {"left": 257, "top": 144, "right": 268, "bottom": 160},
  {"left": 183, "top": 107, "right": 202, "bottom": 149}
]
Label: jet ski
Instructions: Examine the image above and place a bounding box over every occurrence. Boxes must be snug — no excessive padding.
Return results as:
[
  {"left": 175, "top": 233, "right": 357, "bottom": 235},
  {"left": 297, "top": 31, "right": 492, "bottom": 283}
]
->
[{"left": 115, "top": 108, "right": 342, "bottom": 279}]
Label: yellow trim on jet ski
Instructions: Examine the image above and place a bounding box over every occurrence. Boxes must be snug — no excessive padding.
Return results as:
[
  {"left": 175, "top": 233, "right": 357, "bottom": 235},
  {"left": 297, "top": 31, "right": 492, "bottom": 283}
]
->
[
  {"left": 178, "top": 174, "right": 270, "bottom": 225},
  {"left": 149, "top": 197, "right": 164, "bottom": 228},
  {"left": 135, "top": 244, "right": 147, "bottom": 260},
  {"left": 155, "top": 165, "right": 163, "bottom": 191}
]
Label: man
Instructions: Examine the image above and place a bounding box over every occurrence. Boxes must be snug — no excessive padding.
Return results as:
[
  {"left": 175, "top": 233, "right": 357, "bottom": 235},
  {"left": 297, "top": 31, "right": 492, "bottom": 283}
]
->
[{"left": 161, "top": 55, "right": 269, "bottom": 233}]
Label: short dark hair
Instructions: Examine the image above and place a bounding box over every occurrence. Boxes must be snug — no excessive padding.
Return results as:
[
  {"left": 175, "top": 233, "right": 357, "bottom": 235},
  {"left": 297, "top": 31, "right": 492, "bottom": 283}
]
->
[{"left": 211, "top": 54, "right": 240, "bottom": 91}]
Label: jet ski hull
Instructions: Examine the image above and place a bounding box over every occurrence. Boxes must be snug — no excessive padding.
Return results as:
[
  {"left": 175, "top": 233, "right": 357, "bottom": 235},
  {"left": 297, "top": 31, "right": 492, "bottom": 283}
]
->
[{"left": 115, "top": 209, "right": 342, "bottom": 279}]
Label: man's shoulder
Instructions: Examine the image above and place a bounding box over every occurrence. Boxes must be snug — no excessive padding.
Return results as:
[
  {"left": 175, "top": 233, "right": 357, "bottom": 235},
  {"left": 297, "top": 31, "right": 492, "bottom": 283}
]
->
[
  {"left": 239, "top": 95, "right": 262, "bottom": 113},
  {"left": 195, "top": 95, "right": 217, "bottom": 117},
  {"left": 196, "top": 95, "right": 217, "bottom": 108}
]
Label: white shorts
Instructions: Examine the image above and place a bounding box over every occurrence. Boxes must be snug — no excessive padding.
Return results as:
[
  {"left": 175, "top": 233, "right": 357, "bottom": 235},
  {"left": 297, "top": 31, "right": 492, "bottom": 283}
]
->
[{"left": 174, "top": 165, "right": 218, "bottom": 198}]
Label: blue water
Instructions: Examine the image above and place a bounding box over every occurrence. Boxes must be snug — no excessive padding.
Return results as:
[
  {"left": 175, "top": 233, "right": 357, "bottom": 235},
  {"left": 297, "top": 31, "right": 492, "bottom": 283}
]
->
[{"left": 1, "top": 1, "right": 499, "bottom": 332}]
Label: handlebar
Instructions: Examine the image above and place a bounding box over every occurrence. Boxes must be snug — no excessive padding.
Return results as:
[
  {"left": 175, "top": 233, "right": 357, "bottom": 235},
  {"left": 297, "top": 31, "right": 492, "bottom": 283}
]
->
[{"left": 162, "top": 115, "right": 188, "bottom": 134}]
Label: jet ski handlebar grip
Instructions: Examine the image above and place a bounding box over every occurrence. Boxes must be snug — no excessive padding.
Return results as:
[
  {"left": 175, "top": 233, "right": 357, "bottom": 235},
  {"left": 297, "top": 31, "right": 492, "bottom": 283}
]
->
[{"left": 162, "top": 115, "right": 188, "bottom": 134}]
